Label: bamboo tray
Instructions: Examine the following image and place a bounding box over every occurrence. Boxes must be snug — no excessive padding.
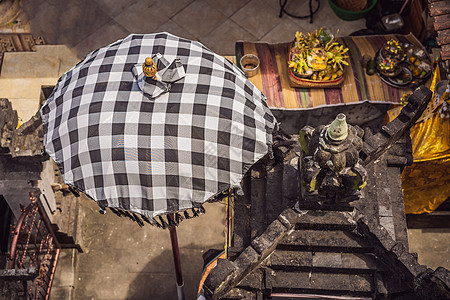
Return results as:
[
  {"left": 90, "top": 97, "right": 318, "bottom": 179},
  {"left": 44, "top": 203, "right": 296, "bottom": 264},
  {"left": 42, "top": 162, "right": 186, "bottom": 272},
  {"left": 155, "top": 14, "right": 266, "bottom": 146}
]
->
[{"left": 287, "top": 67, "right": 345, "bottom": 88}]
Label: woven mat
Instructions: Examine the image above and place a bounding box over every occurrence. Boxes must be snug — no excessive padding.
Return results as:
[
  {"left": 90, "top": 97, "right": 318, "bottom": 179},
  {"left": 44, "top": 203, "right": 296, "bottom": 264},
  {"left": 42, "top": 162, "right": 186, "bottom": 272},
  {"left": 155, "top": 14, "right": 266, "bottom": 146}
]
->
[{"left": 236, "top": 34, "right": 428, "bottom": 109}]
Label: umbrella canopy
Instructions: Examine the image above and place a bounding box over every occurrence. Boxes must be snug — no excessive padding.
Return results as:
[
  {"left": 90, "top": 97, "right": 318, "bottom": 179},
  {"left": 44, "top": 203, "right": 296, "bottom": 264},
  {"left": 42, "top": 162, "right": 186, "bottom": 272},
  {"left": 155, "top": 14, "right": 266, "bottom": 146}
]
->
[{"left": 41, "top": 32, "right": 276, "bottom": 224}]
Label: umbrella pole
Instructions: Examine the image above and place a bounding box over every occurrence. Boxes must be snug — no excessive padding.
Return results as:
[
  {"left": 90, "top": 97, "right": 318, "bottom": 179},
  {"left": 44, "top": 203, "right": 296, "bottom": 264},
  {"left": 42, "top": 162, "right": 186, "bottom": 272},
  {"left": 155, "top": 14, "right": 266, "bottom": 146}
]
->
[{"left": 168, "top": 214, "right": 185, "bottom": 300}]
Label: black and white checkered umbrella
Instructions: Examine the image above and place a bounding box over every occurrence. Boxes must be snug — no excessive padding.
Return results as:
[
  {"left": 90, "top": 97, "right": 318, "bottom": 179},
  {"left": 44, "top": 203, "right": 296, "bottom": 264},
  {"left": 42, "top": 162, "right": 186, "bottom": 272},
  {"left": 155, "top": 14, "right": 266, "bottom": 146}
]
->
[{"left": 41, "top": 33, "right": 276, "bottom": 225}]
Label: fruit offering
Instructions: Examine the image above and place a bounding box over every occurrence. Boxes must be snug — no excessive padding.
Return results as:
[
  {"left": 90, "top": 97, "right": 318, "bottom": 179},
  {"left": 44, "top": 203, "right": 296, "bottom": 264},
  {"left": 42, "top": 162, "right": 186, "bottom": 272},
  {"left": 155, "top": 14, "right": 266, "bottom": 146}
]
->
[
  {"left": 308, "top": 48, "right": 327, "bottom": 71},
  {"left": 381, "top": 38, "right": 405, "bottom": 61},
  {"left": 375, "top": 40, "right": 432, "bottom": 88},
  {"left": 377, "top": 58, "right": 401, "bottom": 77},
  {"left": 405, "top": 46, "right": 431, "bottom": 79},
  {"left": 288, "top": 28, "right": 349, "bottom": 81},
  {"left": 388, "top": 67, "right": 412, "bottom": 86}
]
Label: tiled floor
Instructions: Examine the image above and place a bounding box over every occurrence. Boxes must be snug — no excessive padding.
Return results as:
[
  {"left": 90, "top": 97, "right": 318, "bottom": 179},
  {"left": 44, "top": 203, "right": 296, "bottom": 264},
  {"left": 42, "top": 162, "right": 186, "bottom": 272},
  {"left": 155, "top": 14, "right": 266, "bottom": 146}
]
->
[{"left": 23, "top": 0, "right": 366, "bottom": 59}]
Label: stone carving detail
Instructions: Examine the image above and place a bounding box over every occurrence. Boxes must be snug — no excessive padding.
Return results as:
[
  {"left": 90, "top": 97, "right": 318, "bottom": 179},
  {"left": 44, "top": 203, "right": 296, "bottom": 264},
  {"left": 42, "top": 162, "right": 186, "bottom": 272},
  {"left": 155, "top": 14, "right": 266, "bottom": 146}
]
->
[
  {"left": 0, "top": 0, "right": 22, "bottom": 27},
  {"left": 299, "top": 113, "right": 367, "bottom": 202},
  {"left": 0, "top": 34, "right": 46, "bottom": 75},
  {"left": 0, "top": 98, "right": 43, "bottom": 157}
]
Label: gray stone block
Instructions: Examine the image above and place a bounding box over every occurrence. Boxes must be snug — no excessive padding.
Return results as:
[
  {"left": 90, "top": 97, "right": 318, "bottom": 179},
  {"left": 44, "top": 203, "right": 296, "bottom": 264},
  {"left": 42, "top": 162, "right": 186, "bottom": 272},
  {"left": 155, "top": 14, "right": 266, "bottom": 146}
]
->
[
  {"left": 0, "top": 267, "right": 37, "bottom": 281},
  {"left": 233, "top": 246, "right": 259, "bottom": 269},
  {"left": 251, "top": 219, "right": 288, "bottom": 254},
  {"left": 282, "top": 157, "right": 299, "bottom": 203},
  {"left": 293, "top": 210, "right": 357, "bottom": 230},
  {"left": 358, "top": 217, "right": 396, "bottom": 252},
  {"left": 379, "top": 205, "right": 393, "bottom": 217},
  {"left": 204, "top": 258, "right": 236, "bottom": 293},
  {"left": 380, "top": 216, "right": 396, "bottom": 241},
  {"left": 310, "top": 273, "right": 350, "bottom": 291},
  {"left": 341, "top": 253, "right": 379, "bottom": 270},
  {"left": 0, "top": 279, "right": 26, "bottom": 300},
  {"left": 433, "top": 267, "right": 450, "bottom": 288},
  {"left": 381, "top": 124, "right": 397, "bottom": 137},
  {"left": 250, "top": 173, "right": 267, "bottom": 239},
  {"left": 266, "top": 270, "right": 310, "bottom": 289},
  {"left": 265, "top": 163, "right": 284, "bottom": 223},
  {"left": 236, "top": 269, "right": 262, "bottom": 289},
  {"left": 348, "top": 274, "right": 374, "bottom": 292},
  {"left": 277, "top": 208, "right": 298, "bottom": 229},
  {"left": 268, "top": 250, "right": 312, "bottom": 267},
  {"left": 281, "top": 229, "right": 371, "bottom": 250},
  {"left": 312, "top": 252, "right": 342, "bottom": 268},
  {"left": 232, "top": 176, "right": 251, "bottom": 248},
  {"left": 397, "top": 252, "right": 427, "bottom": 277}
]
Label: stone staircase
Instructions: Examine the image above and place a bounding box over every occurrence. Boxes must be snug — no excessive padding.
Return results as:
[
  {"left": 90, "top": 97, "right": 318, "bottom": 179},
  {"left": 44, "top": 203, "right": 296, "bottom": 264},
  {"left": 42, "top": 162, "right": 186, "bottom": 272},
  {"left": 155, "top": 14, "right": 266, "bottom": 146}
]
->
[
  {"left": 262, "top": 209, "right": 389, "bottom": 298},
  {"left": 212, "top": 203, "right": 421, "bottom": 299},
  {"left": 222, "top": 135, "right": 415, "bottom": 298},
  {"left": 232, "top": 138, "right": 301, "bottom": 250}
]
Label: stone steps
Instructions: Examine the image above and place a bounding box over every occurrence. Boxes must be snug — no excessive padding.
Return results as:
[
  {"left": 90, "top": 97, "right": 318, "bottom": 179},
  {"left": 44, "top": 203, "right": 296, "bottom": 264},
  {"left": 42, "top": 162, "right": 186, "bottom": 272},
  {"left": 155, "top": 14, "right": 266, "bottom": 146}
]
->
[
  {"left": 297, "top": 201, "right": 356, "bottom": 212},
  {"left": 268, "top": 250, "right": 384, "bottom": 273},
  {"left": 278, "top": 229, "right": 372, "bottom": 252},
  {"left": 234, "top": 153, "right": 300, "bottom": 248},
  {"left": 229, "top": 146, "right": 394, "bottom": 297},
  {"left": 271, "top": 210, "right": 380, "bottom": 295},
  {"left": 268, "top": 270, "right": 374, "bottom": 295},
  {"left": 290, "top": 210, "right": 357, "bottom": 231}
]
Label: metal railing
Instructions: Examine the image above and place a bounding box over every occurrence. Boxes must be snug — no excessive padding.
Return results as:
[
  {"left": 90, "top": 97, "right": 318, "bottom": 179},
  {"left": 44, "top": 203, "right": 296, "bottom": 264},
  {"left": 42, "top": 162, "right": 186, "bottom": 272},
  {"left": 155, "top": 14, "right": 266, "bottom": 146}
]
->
[{"left": 8, "top": 193, "right": 60, "bottom": 300}]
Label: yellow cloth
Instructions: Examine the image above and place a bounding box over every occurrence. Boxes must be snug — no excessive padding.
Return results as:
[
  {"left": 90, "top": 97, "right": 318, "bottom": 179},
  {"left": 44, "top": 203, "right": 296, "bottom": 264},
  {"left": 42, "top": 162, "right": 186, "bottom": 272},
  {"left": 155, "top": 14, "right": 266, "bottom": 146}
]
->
[
  {"left": 398, "top": 67, "right": 450, "bottom": 214},
  {"left": 402, "top": 114, "right": 450, "bottom": 214},
  {"left": 403, "top": 155, "right": 450, "bottom": 214},
  {"left": 409, "top": 113, "right": 450, "bottom": 162}
]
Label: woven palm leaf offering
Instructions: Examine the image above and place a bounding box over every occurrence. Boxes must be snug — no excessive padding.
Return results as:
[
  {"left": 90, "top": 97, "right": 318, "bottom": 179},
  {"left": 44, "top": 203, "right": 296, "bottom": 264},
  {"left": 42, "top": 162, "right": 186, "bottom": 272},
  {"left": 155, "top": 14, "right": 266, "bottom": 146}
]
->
[
  {"left": 377, "top": 57, "right": 402, "bottom": 77},
  {"left": 381, "top": 38, "right": 405, "bottom": 61},
  {"left": 288, "top": 28, "right": 349, "bottom": 88},
  {"left": 374, "top": 38, "right": 431, "bottom": 88}
]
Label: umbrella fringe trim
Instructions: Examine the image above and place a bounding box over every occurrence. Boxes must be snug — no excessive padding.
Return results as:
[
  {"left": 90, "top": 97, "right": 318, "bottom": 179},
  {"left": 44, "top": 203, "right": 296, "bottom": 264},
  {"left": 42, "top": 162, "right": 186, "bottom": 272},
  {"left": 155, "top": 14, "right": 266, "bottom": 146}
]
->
[{"left": 108, "top": 205, "right": 206, "bottom": 229}]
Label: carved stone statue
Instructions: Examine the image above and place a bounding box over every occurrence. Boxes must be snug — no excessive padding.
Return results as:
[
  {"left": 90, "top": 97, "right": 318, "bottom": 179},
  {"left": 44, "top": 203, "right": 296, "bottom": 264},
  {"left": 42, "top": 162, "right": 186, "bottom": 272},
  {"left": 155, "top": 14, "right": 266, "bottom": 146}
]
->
[{"left": 299, "top": 113, "right": 367, "bottom": 202}]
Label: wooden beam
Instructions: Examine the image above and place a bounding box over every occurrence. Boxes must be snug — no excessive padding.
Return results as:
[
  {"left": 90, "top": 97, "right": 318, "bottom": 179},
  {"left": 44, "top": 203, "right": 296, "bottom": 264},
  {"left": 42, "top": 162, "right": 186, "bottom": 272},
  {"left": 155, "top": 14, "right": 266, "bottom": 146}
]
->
[
  {"left": 434, "top": 14, "right": 450, "bottom": 31},
  {"left": 437, "top": 29, "right": 450, "bottom": 45},
  {"left": 430, "top": 0, "right": 450, "bottom": 16}
]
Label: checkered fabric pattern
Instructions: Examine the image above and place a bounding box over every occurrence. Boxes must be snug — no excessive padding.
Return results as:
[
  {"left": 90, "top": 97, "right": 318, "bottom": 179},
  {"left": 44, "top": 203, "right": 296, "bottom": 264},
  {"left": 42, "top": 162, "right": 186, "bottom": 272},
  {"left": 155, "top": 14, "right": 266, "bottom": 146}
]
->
[{"left": 41, "top": 33, "right": 276, "bottom": 219}]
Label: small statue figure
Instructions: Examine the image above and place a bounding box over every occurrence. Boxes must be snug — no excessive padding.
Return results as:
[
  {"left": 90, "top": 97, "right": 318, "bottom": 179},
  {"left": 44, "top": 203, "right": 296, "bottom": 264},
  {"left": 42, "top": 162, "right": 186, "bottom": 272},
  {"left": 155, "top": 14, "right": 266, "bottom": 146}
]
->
[{"left": 299, "top": 113, "right": 367, "bottom": 203}]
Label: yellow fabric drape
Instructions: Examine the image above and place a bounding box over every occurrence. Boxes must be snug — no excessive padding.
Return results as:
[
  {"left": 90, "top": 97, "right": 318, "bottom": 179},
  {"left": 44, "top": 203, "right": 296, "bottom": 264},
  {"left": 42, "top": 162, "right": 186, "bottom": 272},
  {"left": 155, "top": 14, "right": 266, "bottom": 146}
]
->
[
  {"left": 402, "top": 156, "right": 450, "bottom": 214},
  {"left": 408, "top": 113, "right": 450, "bottom": 162},
  {"left": 392, "top": 66, "right": 450, "bottom": 214}
]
